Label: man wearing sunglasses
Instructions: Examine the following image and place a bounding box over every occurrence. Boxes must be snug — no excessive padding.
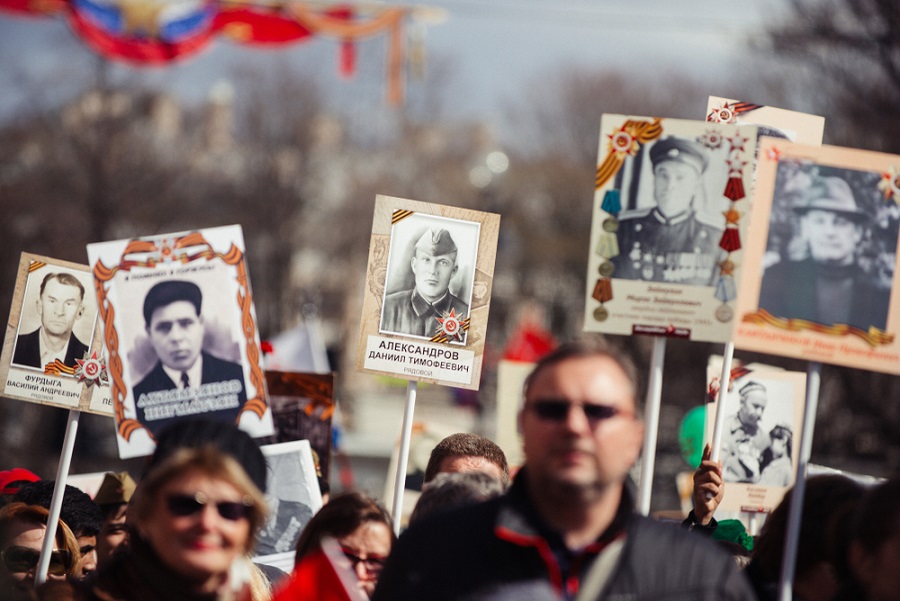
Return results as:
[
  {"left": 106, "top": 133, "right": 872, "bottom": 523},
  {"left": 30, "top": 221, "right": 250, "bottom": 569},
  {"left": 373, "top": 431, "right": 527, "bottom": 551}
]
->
[{"left": 374, "top": 340, "right": 755, "bottom": 601}]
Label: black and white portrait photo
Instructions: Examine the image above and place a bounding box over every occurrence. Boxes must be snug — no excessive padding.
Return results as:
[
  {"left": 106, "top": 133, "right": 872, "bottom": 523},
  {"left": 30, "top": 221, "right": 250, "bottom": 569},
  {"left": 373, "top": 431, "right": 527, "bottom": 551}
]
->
[
  {"left": 256, "top": 441, "right": 323, "bottom": 566},
  {"left": 758, "top": 164, "right": 896, "bottom": 332},
  {"left": 12, "top": 267, "right": 95, "bottom": 372},
  {"left": 125, "top": 274, "right": 248, "bottom": 437},
  {"left": 719, "top": 376, "right": 797, "bottom": 487},
  {"left": 610, "top": 135, "right": 734, "bottom": 286},
  {"left": 379, "top": 213, "right": 480, "bottom": 343}
]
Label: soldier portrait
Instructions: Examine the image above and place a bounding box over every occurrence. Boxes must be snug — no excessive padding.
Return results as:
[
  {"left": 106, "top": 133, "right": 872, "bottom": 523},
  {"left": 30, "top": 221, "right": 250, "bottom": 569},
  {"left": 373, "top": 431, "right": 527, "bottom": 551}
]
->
[
  {"left": 611, "top": 136, "right": 726, "bottom": 286},
  {"left": 379, "top": 213, "right": 479, "bottom": 343}
]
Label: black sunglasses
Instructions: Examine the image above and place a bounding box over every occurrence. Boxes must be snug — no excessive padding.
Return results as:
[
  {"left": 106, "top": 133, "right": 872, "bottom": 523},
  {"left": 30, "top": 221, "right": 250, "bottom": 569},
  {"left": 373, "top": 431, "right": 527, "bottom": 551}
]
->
[
  {"left": 341, "top": 546, "right": 387, "bottom": 574},
  {"left": 1, "top": 546, "right": 71, "bottom": 576},
  {"left": 528, "top": 400, "right": 629, "bottom": 422},
  {"left": 165, "top": 492, "right": 253, "bottom": 521}
]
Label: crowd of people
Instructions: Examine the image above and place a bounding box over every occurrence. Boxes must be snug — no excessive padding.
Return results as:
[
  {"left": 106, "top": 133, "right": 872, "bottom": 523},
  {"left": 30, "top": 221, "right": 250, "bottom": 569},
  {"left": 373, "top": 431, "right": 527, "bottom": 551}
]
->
[{"left": 2, "top": 341, "right": 898, "bottom": 601}]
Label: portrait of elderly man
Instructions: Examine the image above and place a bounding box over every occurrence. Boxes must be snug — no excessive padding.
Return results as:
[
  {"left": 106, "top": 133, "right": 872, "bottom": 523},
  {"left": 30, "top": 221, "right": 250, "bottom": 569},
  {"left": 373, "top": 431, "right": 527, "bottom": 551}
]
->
[
  {"left": 132, "top": 280, "right": 247, "bottom": 436},
  {"left": 722, "top": 380, "right": 771, "bottom": 484},
  {"left": 381, "top": 228, "right": 470, "bottom": 339},
  {"left": 13, "top": 272, "right": 90, "bottom": 369},
  {"left": 758, "top": 174, "right": 891, "bottom": 331},
  {"left": 612, "top": 136, "right": 723, "bottom": 286}
]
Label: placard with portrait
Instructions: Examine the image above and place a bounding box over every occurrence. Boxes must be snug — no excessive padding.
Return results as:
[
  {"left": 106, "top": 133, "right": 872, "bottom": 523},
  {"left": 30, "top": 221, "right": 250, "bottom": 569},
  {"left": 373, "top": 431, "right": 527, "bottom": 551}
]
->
[
  {"left": 0, "top": 253, "right": 112, "bottom": 415},
  {"left": 706, "top": 96, "right": 825, "bottom": 146},
  {"left": 356, "top": 195, "right": 500, "bottom": 390},
  {"left": 732, "top": 139, "right": 900, "bottom": 374},
  {"left": 705, "top": 365, "right": 806, "bottom": 514},
  {"left": 255, "top": 440, "right": 323, "bottom": 571},
  {"left": 584, "top": 115, "right": 757, "bottom": 343},
  {"left": 86, "top": 225, "right": 273, "bottom": 459}
]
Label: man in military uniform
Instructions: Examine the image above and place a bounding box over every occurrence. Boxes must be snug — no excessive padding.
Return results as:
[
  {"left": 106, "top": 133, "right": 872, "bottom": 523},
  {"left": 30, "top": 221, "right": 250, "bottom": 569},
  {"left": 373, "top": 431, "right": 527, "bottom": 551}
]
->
[
  {"left": 759, "top": 174, "right": 890, "bottom": 331},
  {"left": 612, "top": 137, "right": 723, "bottom": 285},
  {"left": 722, "top": 380, "right": 770, "bottom": 484},
  {"left": 381, "top": 228, "right": 469, "bottom": 338}
]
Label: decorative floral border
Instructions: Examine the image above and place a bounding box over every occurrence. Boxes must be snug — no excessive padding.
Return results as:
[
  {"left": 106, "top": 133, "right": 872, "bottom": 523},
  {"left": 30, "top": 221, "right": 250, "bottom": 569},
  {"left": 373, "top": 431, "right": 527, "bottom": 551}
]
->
[{"left": 92, "top": 231, "right": 267, "bottom": 442}]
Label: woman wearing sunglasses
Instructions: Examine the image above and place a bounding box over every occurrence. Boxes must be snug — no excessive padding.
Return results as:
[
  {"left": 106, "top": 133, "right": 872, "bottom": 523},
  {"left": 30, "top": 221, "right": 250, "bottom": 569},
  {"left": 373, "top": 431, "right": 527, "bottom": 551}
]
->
[
  {"left": 292, "top": 492, "right": 395, "bottom": 599},
  {"left": 0, "top": 502, "right": 81, "bottom": 595},
  {"left": 67, "top": 445, "right": 269, "bottom": 601}
]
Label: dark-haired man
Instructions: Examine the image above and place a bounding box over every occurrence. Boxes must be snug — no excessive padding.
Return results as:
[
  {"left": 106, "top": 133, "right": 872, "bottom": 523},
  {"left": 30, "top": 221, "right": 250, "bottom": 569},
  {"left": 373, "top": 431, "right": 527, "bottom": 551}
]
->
[
  {"left": 13, "top": 272, "right": 90, "bottom": 369},
  {"left": 424, "top": 433, "right": 510, "bottom": 488},
  {"left": 133, "top": 280, "right": 247, "bottom": 436},
  {"left": 15, "top": 480, "right": 103, "bottom": 580},
  {"left": 374, "top": 340, "right": 755, "bottom": 601}
]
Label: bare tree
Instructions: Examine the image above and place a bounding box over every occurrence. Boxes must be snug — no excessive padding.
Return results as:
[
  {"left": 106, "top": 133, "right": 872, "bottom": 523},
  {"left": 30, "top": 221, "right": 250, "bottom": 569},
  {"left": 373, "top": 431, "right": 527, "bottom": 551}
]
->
[{"left": 761, "top": 0, "right": 900, "bottom": 152}]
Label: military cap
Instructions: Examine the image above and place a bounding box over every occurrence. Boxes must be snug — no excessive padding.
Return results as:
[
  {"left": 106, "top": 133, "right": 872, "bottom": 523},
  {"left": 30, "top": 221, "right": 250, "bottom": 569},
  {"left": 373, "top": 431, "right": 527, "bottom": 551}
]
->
[
  {"left": 415, "top": 228, "right": 458, "bottom": 256},
  {"left": 649, "top": 137, "right": 708, "bottom": 174},
  {"left": 794, "top": 176, "right": 868, "bottom": 221},
  {"left": 93, "top": 471, "right": 136, "bottom": 506}
]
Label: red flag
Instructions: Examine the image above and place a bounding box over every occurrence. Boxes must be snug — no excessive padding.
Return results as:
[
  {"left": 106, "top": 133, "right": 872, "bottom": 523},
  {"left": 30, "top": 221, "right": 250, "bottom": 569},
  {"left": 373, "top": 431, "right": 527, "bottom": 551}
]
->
[{"left": 272, "top": 540, "right": 364, "bottom": 601}]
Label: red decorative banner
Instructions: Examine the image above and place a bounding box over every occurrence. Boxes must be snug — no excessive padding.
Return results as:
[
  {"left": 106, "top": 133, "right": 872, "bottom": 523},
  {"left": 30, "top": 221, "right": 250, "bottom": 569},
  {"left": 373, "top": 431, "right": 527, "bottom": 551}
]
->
[{"left": 0, "top": 1, "right": 409, "bottom": 105}]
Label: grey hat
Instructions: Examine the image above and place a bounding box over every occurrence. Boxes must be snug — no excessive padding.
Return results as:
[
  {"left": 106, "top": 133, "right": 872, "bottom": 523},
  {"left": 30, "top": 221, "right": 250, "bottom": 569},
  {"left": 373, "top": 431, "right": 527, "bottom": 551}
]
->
[
  {"left": 415, "top": 228, "right": 458, "bottom": 256},
  {"left": 794, "top": 176, "right": 867, "bottom": 221},
  {"left": 649, "top": 137, "right": 708, "bottom": 174}
]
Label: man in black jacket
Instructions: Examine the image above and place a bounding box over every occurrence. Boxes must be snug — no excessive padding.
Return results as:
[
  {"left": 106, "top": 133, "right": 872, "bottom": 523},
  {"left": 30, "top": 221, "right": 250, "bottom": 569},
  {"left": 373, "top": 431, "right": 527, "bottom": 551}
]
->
[
  {"left": 132, "top": 280, "right": 247, "bottom": 437},
  {"left": 759, "top": 175, "right": 890, "bottom": 332},
  {"left": 373, "top": 341, "right": 755, "bottom": 601},
  {"left": 13, "top": 272, "right": 90, "bottom": 369}
]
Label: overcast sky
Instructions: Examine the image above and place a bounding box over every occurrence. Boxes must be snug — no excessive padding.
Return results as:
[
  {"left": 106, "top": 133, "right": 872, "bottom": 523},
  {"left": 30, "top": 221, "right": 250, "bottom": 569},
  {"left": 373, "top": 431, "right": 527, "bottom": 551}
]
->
[{"left": 0, "top": 1, "right": 780, "bottom": 123}]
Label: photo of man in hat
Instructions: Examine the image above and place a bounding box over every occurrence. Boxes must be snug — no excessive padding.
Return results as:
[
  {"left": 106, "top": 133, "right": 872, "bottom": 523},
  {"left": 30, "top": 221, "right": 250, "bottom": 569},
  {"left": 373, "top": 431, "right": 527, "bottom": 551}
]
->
[
  {"left": 381, "top": 227, "right": 470, "bottom": 339},
  {"left": 758, "top": 173, "right": 890, "bottom": 331},
  {"left": 611, "top": 136, "right": 723, "bottom": 286}
]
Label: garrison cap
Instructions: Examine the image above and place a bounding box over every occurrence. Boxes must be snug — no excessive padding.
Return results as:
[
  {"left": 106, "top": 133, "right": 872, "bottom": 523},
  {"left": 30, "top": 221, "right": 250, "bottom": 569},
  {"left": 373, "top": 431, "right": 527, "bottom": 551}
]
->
[
  {"left": 415, "top": 228, "right": 458, "bottom": 256},
  {"left": 93, "top": 471, "right": 136, "bottom": 506},
  {"left": 794, "top": 176, "right": 867, "bottom": 221},
  {"left": 650, "top": 137, "right": 708, "bottom": 174}
]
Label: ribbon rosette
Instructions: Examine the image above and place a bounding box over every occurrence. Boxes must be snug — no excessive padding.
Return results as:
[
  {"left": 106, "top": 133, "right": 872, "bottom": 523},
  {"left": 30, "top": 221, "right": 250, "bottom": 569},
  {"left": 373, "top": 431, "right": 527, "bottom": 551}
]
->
[
  {"left": 75, "top": 352, "right": 109, "bottom": 387},
  {"left": 710, "top": 106, "right": 734, "bottom": 123},
  {"left": 435, "top": 309, "right": 466, "bottom": 342},
  {"left": 700, "top": 129, "right": 724, "bottom": 150}
]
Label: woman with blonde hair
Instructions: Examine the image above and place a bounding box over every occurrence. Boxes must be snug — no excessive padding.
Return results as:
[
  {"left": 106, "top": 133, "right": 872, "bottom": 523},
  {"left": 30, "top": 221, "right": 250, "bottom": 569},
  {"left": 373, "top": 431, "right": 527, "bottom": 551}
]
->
[
  {"left": 75, "top": 419, "right": 272, "bottom": 601},
  {"left": 1, "top": 502, "right": 81, "bottom": 596}
]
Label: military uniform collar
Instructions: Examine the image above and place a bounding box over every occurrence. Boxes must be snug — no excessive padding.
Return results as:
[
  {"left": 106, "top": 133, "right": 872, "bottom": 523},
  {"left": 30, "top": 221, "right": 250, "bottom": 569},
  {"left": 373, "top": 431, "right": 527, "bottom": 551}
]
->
[
  {"left": 651, "top": 207, "right": 692, "bottom": 226},
  {"left": 410, "top": 288, "right": 451, "bottom": 317}
]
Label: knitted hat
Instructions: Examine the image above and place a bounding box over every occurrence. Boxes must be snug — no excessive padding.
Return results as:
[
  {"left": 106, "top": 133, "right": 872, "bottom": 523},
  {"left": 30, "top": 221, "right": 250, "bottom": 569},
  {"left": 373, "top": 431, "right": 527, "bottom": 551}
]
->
[{"left": 146, "top": 418, "right": 268, "bottom": 494}]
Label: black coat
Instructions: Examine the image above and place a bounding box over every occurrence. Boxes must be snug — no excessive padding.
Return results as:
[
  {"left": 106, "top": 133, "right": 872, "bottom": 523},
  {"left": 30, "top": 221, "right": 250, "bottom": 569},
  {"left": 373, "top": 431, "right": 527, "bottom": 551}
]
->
[
  {"left": 758, "top": 259, "right": 890, "bottom": 332},
  {"left": 13, "top": 328, "right": 90, "bottom": 369},
  {"left": 373, "top": 470, "right": 755, "bottom": 601},
  {"left": 132, "top": 352, "right": 247, "bottom": 437}
]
